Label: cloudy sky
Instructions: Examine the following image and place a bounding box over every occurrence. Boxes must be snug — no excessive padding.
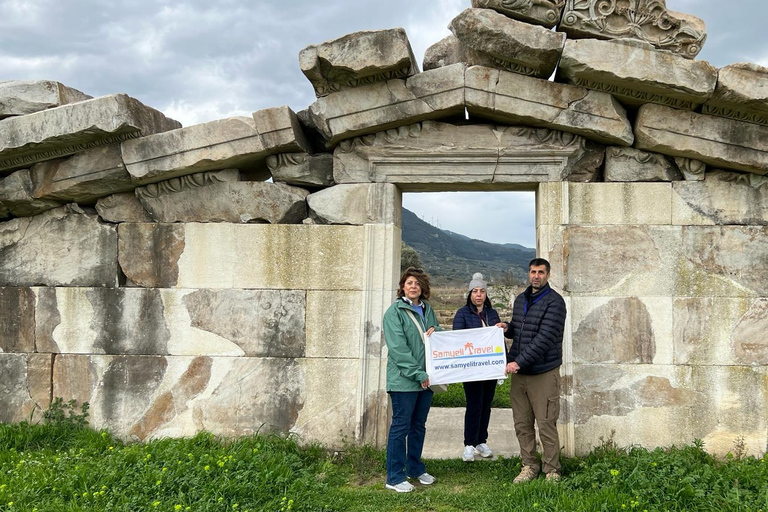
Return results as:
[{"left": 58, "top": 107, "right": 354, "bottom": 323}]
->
[{"left": 3, "top": 0, "right": 767, "bottom": 247}]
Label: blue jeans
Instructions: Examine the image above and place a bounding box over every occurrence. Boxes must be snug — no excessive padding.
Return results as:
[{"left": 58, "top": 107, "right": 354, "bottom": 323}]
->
[{"left": 386, "top": 389, "right": 433, "bottom": 485}]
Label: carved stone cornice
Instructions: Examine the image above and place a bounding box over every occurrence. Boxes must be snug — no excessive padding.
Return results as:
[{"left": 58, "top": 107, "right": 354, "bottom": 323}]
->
[
  {"left": 472, "top": 0, "right": 565, "bottom": 29},
  {"left": 558, "top": 0, "right": 707, "bottom": 59},
  {"left": 136, "top": 169, "right": 239, "bottom": 200},
  {"left": 571, "top": 77, "right": 696, "bottom": 110}
]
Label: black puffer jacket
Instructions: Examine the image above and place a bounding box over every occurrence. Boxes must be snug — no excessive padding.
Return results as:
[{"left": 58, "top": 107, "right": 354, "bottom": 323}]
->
[{"left": 504, "top": 283, "right": 566, "bottom": 375}]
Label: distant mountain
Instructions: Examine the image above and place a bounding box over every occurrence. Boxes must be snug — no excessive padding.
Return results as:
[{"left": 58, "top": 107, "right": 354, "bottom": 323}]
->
[{"left": 402, "top": 208, "right": 535, "bottom": 286}]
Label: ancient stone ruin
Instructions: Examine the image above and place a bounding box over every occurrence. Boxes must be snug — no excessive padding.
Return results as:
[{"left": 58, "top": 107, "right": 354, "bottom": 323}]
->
[{"left": 2, "top": 1, "right": 767, "bottom": 458}]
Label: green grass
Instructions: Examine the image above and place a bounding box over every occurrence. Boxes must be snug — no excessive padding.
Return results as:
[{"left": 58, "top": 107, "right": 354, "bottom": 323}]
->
[
  {"left": 432, "top": 380, "right": 512, "bottom": 408},
  {"left": 1, "top": 422, "right": 767, "bottom": 511}
]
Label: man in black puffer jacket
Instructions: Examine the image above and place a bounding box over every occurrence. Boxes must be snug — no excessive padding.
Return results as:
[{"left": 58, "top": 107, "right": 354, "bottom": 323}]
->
[{"left": 500, "top": 258, "right": 567, "bottom": 483}]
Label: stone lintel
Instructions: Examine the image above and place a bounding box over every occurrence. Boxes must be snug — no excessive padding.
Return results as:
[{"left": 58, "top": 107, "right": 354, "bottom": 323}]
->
[
  {"left": 635, "top": 103, "right": 768, "bottom": 175},
  {"left": 0, "top": 94, "right": 180, "bottom": 174},
  {"left": 466, "top": 65, "right": 634, "bottom": 146},
  {"left": 557, "top": 38, "right": 717, "bottom": 109}
]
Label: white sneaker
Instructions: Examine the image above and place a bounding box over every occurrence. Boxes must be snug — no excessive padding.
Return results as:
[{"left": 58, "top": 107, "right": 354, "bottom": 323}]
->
[
  {"left": 385, "top": 480, "right": 415, "bottom": 493},
  {"left": 474, "top": 443, "right": 493, "bottom": 458},
  {"left": 463, "top": 445, "right": 475, "bottom": 462},
  {"left": 415, "top": 472, "right": 436, "bottom": 485}
]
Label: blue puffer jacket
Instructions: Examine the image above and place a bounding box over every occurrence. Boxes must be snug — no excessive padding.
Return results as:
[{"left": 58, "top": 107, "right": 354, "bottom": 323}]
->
[
  {"left": 504, "top": 283, "right": 566, "bottom": 375},
  {"left": 453, "top": 304, "right": 501, "bottom": 331}
]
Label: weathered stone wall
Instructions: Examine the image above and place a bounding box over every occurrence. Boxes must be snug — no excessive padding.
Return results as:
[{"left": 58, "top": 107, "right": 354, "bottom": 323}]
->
[{"left": 2, "top": 0, "right": 768, "bottom": 458}]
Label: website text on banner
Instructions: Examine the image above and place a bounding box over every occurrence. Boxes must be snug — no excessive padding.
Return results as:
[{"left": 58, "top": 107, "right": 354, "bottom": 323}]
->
[{"left": 426, "top": 327, "right": 506, "bottom": 385}]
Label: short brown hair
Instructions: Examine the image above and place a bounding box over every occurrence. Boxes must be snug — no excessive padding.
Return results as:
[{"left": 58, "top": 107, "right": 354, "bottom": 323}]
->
[{"left": 397, "top": 267, "right": 431, "bottom": 300}]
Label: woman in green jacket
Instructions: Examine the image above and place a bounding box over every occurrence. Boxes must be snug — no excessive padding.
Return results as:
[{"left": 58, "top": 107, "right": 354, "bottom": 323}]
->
[{"left": 382, "top": 267, "right": 441, "bottom": 493}]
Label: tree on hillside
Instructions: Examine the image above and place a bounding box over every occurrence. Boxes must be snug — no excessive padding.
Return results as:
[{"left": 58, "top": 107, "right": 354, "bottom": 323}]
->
[{"left": 401, "top": 241, "right": 423, "bottom": 273}]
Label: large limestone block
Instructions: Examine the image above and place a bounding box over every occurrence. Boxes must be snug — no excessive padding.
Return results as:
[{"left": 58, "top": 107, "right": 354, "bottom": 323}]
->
[
  {"left": 305, "top": 291, "right": 362, "bottom": 358},
  {"left": 299, "top": 28, "right": 418, "bottom": 98},
  {"left": 0, "top": 80, "right": 91, "bottom": 119},
  {"left": 28, "top": 143, "right": 133, "bottom": 203},
  {"left": 672, "top": 170, "right": 768, "bottom": 225},
  {"left": 266, "top": 152, "right": 333, "bottom": 187},
  {"left": 0, "top": 204, "right": 118, "bottom": 286},
  {"left": 0, "top": 94, "right": 180, "bottom": 174},
  {"left": 95, "top": 192, "right": 153, "bottom": 223},
  {"left": 674, "top": 297, "right": 768, "bottom": 366},
  {"left": 635, "top": 103, "right": 768, "bottom": 175},
  {"left": 703, "top": 63, "right": 768, "bottom": 126},
  {"left": 306, "top": 63, "right": 465, "bottom": 147},
  {"left": 122, "top": 107, "right": 310, "bottom": 185},
  {"left": 565, "top": 225, "right": 681, "bottom": 296},
  {"left": 557, "top": 38, "right": 717, "bottom": 109},
  {"left": 571, "top": 296, "right": 673, "bottom": 365},
  {"left": 568, "top": 183, "right": 672, "bottom": 225},
  {"left": 334, "top": 121, "right": 604, "bottom": 188},
  {"left": 471, "top": 0, "right": 564, "bottom": 28},
  {"left": 572, "top": 364, "right": 768, "bottom": 457},
  {"left": 0, "top": 169, "right": 62, "bottom": 217},
  {"left": 0, "top": 287, "right": 36, "bottom": 353},
  {"left": 677, "top": 226, "right": 768, "bottom": 297},
  {"left": 466, "top": 66, "right": 633, "bottom": 146},
  {"left": 604, "top": 147, "right": 682, "bottom": 182},
  {"left": 135, "top": 170, "right": 308, "bottom": 224},
  {"left": 35, "top": 287, "right": 306, "bottom": 357},
  {"left": 559, "top": 1, "right": 707, "bottom": 59},
  {"left": 119, "top": 223, "right": 365, "bottom": 289},
  {"left": 307, "top": 183, "right": 400, "bottom": 225},
  {"left": 423, "top": 36, "right": 499, "bottom": 72},
  {"left": 448, "top": 8, "right": 565, "bottom": 79},
  {"left": 53, "top": 354, "right": 359, "bottom": 444},
  {"left": 0, "top": 353, "right": 53, "bottom": 424}
]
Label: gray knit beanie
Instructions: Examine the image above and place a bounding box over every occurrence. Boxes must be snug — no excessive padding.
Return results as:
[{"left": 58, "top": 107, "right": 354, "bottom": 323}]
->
[{"left": 468, "top": 272, "right": 487, "bottom": 292}]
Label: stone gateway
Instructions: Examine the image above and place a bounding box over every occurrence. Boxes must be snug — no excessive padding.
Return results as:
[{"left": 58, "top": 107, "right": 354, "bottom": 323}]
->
[{"left": 1, "top": 1, "right": 767, "bottom": 458}]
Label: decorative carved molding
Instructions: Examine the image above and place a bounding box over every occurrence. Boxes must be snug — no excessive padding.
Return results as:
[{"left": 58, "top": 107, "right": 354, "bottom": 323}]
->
[
  {"left": 675, "top": 157, "right": 706, "bottom": 177},
  {"left": 711, "top": 170, "right": 768, "bottom": 191},
  {"left": 136, "top": 169, "right": 239, "bottom": 199},
  {"left": 313, "top": 67, "right": 412, "bottom": 97},
  {"left": 0, "top": 132, "right": 141, "bottom": 173},
  {"left": 610, "top": 147, "right": 667, "bottom": 166},
  {"left": 571, "top": 77, "right": 696, "bottom": 109},
  {"left": 266, "top": 152, "right": 309, "bottom": 172},
  {"left": 559, "top": 0, "right": 706, "bottom": 59},
  {"left": 473, "top": 0, "right": 565, "bottom": 27},
  {"left": 701, "top": 105, "right": 768, "bottom": 127},
  {"left": 490, "top": 56, "right": 538, "bottom": 77}
]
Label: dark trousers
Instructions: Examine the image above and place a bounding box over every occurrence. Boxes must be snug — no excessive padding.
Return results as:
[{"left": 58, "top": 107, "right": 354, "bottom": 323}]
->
[
  {"left": 386, "top": 390, "right": 433, "bottom": 485},
  {"left": 462, "top": 379, "right": 497, "bottom": 446}
]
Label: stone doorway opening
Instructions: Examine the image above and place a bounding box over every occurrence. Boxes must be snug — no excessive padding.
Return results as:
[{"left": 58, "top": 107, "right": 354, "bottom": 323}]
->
[{"left": 399, "top": 189, "right": 536, "bottom": 459}]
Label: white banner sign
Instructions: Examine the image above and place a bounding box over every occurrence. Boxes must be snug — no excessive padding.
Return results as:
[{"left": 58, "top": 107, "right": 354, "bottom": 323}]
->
[{"left": 425, "top": 326, "right": 507, "bottom": 385}]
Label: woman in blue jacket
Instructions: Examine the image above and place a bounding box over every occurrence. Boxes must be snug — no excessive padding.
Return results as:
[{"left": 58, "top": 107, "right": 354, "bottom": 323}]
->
[{"left": 452, "top": 273, "right": 503, "bottom": 462}]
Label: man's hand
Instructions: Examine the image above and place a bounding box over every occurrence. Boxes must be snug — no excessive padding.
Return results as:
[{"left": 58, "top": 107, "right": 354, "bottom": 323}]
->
[{"left": 506, "top": 362, "right": 520, "bottom": 374}]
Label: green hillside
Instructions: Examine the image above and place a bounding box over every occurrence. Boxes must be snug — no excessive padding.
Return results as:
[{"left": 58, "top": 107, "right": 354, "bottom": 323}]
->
[{"left": 402, "top": 208, "right": 535, "bottom": 286}]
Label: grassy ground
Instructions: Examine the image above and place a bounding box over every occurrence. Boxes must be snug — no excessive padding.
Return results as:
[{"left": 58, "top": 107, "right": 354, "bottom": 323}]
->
[{"left": 1, "top": 421, "right": 766, "bottom": 512}]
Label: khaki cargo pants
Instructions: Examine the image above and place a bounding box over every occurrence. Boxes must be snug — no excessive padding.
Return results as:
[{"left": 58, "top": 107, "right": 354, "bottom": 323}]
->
[{"left": 509, "top": 367, "right": 561, "bottom": 474}]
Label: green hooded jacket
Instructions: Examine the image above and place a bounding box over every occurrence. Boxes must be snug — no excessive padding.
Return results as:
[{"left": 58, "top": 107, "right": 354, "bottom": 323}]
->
[{"left": 383, "top": 298, "right": 441, "bottom": 392}]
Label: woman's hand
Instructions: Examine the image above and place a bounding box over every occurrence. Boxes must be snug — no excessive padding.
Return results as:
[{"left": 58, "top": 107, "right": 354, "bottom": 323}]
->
[
  {"left": 496, "top": 322, "right": 508, "bottom": 330},
  {"left": 425, "top": 327, "right": 435, "bottom": 336},
  {"left": 421, "top": 377, "right": 430, "bottom": 389}
]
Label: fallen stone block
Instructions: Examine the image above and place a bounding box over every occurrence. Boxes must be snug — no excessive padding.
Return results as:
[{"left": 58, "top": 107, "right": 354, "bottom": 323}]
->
[
  {"left": 266, "top": 152, "right": 334, "bottom": 187},
  {"left": 471, "top": 0, "right": 564, "bottom": 28},
  {"left": 95, "top": 192, "right": 153, "bottom": 223},
  {"left": 0, "top": 169, "right": 63, "bottom": 217},
  {"left": 135, "top": 170, "right": 308, "bottom": 224},
  {"left": 449, "top": 8, "right": 565, "bottom": 79},
  {"left": 605, "top": 147, "right": 682, "bottom": 182},
  {"left": 0, "top": 94, "right": 180, "bottom": 174},
  {"left": 333, "top": 120, "right": 605, "bottom": 186},
  {"left": 635, "top": 103, "right": 768, "bottom": 175},
  {"left": 299, "top": 28, "right": 418, "bottom": 97},
  {"left": 306, "top": 63, "right": 465, "bottom": 147},
  {"left": 0, "top": 80, "right": 91, "bottom": 119},
  {"left": 122, "top": 107, "right": 310, "bottom": 185},
  {"left": 557, "top": 38, "right": 717, "bottom": 109},
  {"left": 702, "top": 63, "right": 768, "bottom": 126},
  {"left": 466, "top": 65, "right": 634, "bottom": 146},
  {"left": 423, "top": 35, "right": 499, "bottom": 72},
  {"left": 308, "top": 183, "right": 399, "bottom": 225},
  {"left": 0, "top": 204, "right": 118, "bottom": 286},
  {"left": 559, "top": 1, "right": 707, "bottom": 59},
  {"left": 29, "top": 143, "right": 133, "bottom": 203}
]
